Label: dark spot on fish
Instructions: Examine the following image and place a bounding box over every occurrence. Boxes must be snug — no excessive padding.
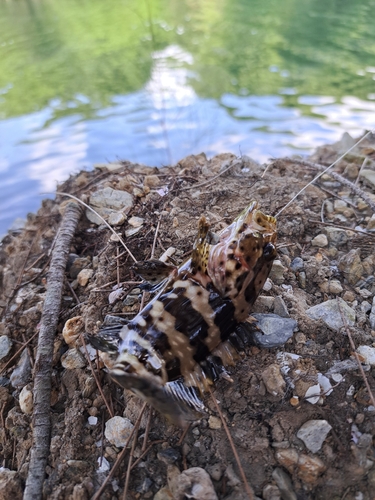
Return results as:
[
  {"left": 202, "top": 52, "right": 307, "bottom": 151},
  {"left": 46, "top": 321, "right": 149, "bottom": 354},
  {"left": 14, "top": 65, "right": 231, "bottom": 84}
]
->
[
  {"left": 235, "top": 262, "right": 242, "bottom": 270},
  {"left": 219, "top": 260, "right": 224, "bottom": 266},
  {"left": 225, "top": 270, "right": 232, "bottom": 277},
  {"left": 165, "top": 357, "right": 182, "bottom": 381},
  {"left": 196, "top": 290, "right": 202, "bottom": 296}
]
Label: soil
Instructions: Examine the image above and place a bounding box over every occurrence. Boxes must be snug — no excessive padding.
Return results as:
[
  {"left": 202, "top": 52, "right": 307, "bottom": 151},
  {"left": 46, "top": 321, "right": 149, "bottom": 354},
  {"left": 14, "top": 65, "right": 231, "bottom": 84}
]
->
[{"left": 1, "top": 133, "right": 375, "bottom": 500}]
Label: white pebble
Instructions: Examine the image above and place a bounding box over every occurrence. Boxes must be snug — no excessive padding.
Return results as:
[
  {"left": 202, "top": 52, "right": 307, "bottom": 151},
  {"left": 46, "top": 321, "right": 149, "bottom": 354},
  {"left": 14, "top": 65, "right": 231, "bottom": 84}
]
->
[
  {"left": 305, "top": 384, "right": 321, "bottom": 404},
  {"left": 88, "top": 416, "right": 98, "bottom": 426},
  {"left": 19, "top": 385, "right": 33, "bottom": 415},
  {"left": 105, "top": 416, "right": 134, "bottom": 447}
]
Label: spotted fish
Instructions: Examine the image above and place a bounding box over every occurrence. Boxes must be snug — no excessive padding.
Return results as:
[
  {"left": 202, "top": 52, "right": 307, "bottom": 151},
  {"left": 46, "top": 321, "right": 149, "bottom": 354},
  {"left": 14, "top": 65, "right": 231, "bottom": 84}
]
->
[{"left": 92, "top": 201, "right": 277, "bottom": 425}]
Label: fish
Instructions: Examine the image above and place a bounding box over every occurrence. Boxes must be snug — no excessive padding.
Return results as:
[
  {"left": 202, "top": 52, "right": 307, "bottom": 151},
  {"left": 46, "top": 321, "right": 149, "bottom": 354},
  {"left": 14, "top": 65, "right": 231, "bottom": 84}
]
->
[{"left": 89, "top": 201, "right": 277, "bottom": 425}]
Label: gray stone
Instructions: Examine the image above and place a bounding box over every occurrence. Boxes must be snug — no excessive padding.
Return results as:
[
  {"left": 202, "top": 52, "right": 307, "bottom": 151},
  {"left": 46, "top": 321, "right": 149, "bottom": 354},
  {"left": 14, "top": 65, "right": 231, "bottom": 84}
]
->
[
  {"left": 271, "top": 467, "right": 297, "bottom": 500},
  {"left": 325, "top": 227, "right": 348, "bottom": 247},
  {"left": 360, "top": 169, "right": 375, "bottom": 187},
  {"left": 370, "top": 296, "right": 375, "bottom": 330},
  {"left": 357, "top": 345, "right": 375, "bottom": 365},
  {"left": 273, "top": 296, "right": 289, "bottom": 318},
  {"left": 107, "top": 211, "right": 126, "bottom": 225},
  {"left": 311, "top": 234, "right": 328, "bottom": 248},
  {"left": 171, "top": 467, "right": 218, "bottom": 500},
  {"left": 10, "top": 349, "right": 31, "bottom": 388},
  {"left": 262, "top": 364, "right": 286, "bottom": 397},
  {"left": 338, "top": 249, "right": 363, "bottom": 285},
  {"left": 244, "top": 313, "right": 297, "bottom": 348},
  {"left": 269, "top": 260, "right": 286, "bottom": 284},
  {"left": 297, "top": 419, "right": 332, "bottom": 453},
  {"left": 90, "top": 186, "right": 134, "bottom": 211},
  {"left": 105, "top": 416, "right": 134, "bottom": 447},
  {"left": 290, "top": 257, "right": 304, "bottom": 272},
  {"left": 306, "top": 298, "right": 355, "bottom": 331},
  {"left": 61, "top": 348, "right": 86, "bottom": 369},
  {"left": 0, "top": 335, "right": 12, "bottom": 360}
]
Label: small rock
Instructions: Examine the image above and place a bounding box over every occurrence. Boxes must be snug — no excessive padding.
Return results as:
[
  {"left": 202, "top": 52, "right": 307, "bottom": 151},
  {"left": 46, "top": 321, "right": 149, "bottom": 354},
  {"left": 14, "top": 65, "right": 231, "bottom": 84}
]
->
[
  {"left": 61, "top": 348, "right": 86, "bottom": 369},
  {"left": 263, "top": 278, "right": 272, "bottom": 291},
  {"left": 154, "top": 487, "right": 174, "bottom": 500},
  {"left": 128, "top": 216, "right": 145, "bottom": 227},
  {"left": 261, "top": 364, "right": 286, "bottom": 396},
  {"left": 273, "top": 296, "right": 289, "bottom": 318},
  {"left": 144, "top": 175, "right": 161, "bottom": 187},
  {"left": 269, "top": 260, "right": 286, "bottom": 284},
  {"left": 105, "top": 416, "right": 134, "bottom": 447},
  {"left": 10, "top": 350, "right": 32, "bottom": 388},
  {"left": 318, "top": 373, "right": 333, "bottom": 396},
  {"left": 125, "top": 226, "right": 142, "bottom": 237},
  {"left": 338, "top": 249, "right": 363, "bottom": 285},
  {"left": 19, "top": 384, "right": 33, "bottom": 415},
  {"left": 366, "top": 214, "right": 375, "bottom": 231},
  {"left": 356, "top": 345, "right": 375, "bottom": 365},
  {"left": 311, "top": 234, "right": 328, "bottom": 247},
  {"left": 108, "top": 211, "right": 126, "bottom": 225},
  {"left": 208, "top": 416, "right": 222, "bottom": 430},
  {"left": 304, "top": 384, "right": 321, "bottom": 404},
  {"left": 343, "top": 290, "right": 356, "bottom": 302},
  {"left": 297, "top": 419, "right": 332, "bottom": 453},
  {"left": 297, "top": 454, "right": 325, "bottom": 484},
  {"left": 306, "top": 298, "right": 356, "bottom": 331},
  {"left": 88, "top": 416, "right": 98, "bottom": 426},
  {"left": 207, "top": 463, "right": 224, "bottom": 482},
  {"left": 360, "top": 169, "right": 375, "bottom": 187},
  {"left": 290, "top": 257, "right": 304, "bottom": 272},
  {"left": 68, "top": 256, "right": 91, "bottom": 279},
  {"left": 275, "top": 448, "right": 299, "bottom": 471},
  {"left": 63, "top": 316, "right": 84, "bottom": 345},
  {"left": 77, "top": 268, "right": 94, "bottom": 286},
  {"left": 271, "top": 468, "right": 297, "bottom": 500},
  {"left": 343, "top": 163, "right": 359, "bottom": 179},
  {"left": 246, "top": 313, "right": 297, "bottom": 348},
  {"left": 0, "top": 335, "right": 12, "bottom": 360},
  {"left": 90, "top": 187, "right": 134, "bottom": 211},
  {"left": 0, "top": 468, "right": 23, "bottom": 498},
  {"left": 298, "top": 271, "right": 306, "bottom": 288},
  {"left": 171, "top": 467, "right": 218, "bottom": 500},
  {"left": 370, "top": 296, "right": 375, "bottom": 329},
  {"left": 97, "top": 456, "right": 110, "bottom": 473},
  {"left": 319, "top": 280, "right": 343, "bottom": 294},
  {"left": 262, "top": 484, "right": 281, "bottom": 500},
  {"left": 325, "top": 227, "right": 348, "bottom": 247},
  {"left": 256, "top": 296, "right": 275, "bottom": 309}
]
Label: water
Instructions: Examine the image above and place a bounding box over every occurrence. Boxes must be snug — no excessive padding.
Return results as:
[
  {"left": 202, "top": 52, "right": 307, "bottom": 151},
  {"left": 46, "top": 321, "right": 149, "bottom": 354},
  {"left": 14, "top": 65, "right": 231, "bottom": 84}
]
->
[{"left": 1, "top": 0, "right": 374, "bottom": 236}]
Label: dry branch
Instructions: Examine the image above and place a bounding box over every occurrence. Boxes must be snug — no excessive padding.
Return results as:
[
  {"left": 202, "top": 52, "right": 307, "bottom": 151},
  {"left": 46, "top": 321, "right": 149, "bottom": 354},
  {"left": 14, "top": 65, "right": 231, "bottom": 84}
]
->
[{"left": 24, "top": 202, "right": 82, "bottom": 500}]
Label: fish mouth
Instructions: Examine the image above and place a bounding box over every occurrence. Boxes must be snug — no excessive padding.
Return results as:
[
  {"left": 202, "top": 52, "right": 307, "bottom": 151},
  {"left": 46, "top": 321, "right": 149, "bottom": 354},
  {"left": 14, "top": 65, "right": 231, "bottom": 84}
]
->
[
  {"left": 110, "top": 369, "right": 206, "bottom": 426},
  {"left": 237, "top": 201, "right": 277, "bottom": 237}
]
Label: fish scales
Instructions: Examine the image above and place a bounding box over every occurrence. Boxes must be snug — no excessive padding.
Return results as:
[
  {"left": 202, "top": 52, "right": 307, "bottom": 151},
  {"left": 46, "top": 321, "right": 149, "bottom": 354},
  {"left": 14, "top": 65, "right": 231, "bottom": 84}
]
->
[{"left": 96, "top": 201, "right": 277, "bottom": 425}]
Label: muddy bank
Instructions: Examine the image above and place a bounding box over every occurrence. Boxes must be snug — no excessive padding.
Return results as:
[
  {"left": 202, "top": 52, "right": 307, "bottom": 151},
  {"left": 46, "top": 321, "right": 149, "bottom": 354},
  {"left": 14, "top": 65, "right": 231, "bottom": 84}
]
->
[{"left": 1, "top": 133, "right": 375, "bottom": 499}]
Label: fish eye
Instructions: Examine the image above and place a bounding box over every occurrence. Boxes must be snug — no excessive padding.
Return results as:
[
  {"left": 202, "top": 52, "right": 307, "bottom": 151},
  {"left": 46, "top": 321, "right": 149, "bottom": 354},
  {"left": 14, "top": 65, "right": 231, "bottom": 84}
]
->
[{"left": 263, "top": 243, "right": 276, "bottom": 261}]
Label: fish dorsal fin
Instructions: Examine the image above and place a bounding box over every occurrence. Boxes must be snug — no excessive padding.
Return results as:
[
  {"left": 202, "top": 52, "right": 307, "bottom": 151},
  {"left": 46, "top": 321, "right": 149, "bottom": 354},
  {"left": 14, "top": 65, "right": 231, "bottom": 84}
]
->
[{"left": 191, "top": 216, "right": 212, "bottom": 275}]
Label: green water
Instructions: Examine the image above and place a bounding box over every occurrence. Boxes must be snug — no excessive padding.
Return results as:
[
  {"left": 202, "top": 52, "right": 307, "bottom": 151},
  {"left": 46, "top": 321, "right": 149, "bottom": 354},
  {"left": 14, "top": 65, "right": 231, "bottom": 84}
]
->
[
  {"left": 0, "top": 0, "right": 374, "bottom": 235},
  {"left": 1, "top": 0, "right": 374, "bottom": 118}
]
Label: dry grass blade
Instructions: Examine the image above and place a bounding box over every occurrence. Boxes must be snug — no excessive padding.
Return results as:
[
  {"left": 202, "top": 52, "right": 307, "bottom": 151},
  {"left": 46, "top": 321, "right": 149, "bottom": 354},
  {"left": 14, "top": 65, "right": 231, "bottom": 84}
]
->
[
  {"left": 0, "top": 330, "right": 39, "bottom": 375},
  {"left": 92, "top": 402, "right": 147, "bottom": 500},
  {"left": 338, "top": 299, "right": 375, "bottom": 408},
  {"left": 208, "top": 387, "right": 255, "bottom": 500},
  {"left": 56, "top": 191, "right": 137, "bottom": 262},
  {"left": 276, "top": 129, "right": 375, "bottom": 216},
  {"left": 80, "top": 334, "right": 114, "bottom": 418}
]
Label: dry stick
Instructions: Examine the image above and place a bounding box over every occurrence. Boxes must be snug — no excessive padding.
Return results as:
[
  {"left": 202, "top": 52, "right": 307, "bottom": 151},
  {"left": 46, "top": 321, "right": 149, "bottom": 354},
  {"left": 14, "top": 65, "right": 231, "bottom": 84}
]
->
[
  {"left": 338, "top": 299, "right": 375, "bottom": 408},
  {"left": 92, "top": 402, "right": 147, "bottom": 500},
  {"left": 24, "top": 201, "right": 82, "bottom": 500},
  {"left": 56, "top": 191, "right": 137, "bottom": 263},
  {"left": 208, "top": 388, "right": 255, "bottom": 500}
]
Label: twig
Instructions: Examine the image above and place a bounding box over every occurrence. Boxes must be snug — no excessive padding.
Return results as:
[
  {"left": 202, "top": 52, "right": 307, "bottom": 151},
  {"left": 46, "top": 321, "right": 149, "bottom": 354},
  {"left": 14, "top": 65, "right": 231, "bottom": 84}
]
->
[
  {"left": 24, "top": 201, "right": 82, "bottom": 500},
  {"left": 92, "top": 402, "right": 147, "bottom": 500},
  {"left": 131, "top": 440, "right": 164, "bottom": 470},
  {"left": 307, "top": 219, "right": 375, "bottom": 238},
  {"left": 122, "top": 412, "right": 142, "bottom": 500},
  {"left": 151, "top": 218, "right": 161, "bottom": 259},
  {"left": 179, "top": 159, "right": 242, "bottom": 191},
  {"left": 208, "top": 388, "right": 255, "bottom": 500},
  {"left": 355, "top": 157, "right": 369, "bottom": 186},
  {"left": 338, "top": 299, "right": 375, "bottom": 408},
  {"left": 0, "top": 330, "right": 39, "bottom": 375},
  {"left": 56, "top": 191, "right": 137, "bottom": 262},
  {"left": 80, "top": 335, "right": 114, "bottom": 418}
]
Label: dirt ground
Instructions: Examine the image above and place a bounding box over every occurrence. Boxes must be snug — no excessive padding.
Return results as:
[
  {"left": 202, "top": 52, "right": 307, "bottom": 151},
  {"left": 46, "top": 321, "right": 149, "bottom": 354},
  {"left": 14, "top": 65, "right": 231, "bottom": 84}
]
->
[{"left": 1, "top": 133, "right": 375, "bottom": 500}]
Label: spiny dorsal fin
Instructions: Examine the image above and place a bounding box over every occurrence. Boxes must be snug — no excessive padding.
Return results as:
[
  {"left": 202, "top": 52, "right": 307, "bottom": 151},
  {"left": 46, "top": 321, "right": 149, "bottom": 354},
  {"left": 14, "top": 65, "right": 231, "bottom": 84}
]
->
[{"left": 191, "top": 216, "right": 212, "bottom": 274}]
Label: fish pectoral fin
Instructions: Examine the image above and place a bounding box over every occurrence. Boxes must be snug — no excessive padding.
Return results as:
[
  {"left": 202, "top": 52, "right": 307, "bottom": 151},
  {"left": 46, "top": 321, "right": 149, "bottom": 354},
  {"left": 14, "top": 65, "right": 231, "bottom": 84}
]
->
[
  {"left": 86, "top": 323, "right": 124, "bottom": 354},
  {"left": 191, "top": 216, "right": 212, "bottom": 274},
  {"left": 131, "top": 259, "right": 176, "bottom": 285}
]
